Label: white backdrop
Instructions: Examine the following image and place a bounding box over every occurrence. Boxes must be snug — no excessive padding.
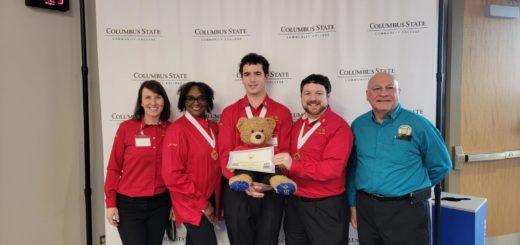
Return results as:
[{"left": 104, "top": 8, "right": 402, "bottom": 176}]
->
[{"left": 95, "top": 0, "right": 439, "bottom": 244}]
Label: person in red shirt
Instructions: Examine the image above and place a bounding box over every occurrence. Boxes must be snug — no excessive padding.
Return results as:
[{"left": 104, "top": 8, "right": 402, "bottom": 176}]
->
[
  {"left": 274, "top": 74, "right": 353, "bottom": 245},
  {"left": 162, "top": 82, "right": 222, "bottom": 245},
  {"left": 104, "top": 80, "right": 172, "bottom": 245},
  {"left": 218, "top": 53, "right": 292, "bottom": 245}
]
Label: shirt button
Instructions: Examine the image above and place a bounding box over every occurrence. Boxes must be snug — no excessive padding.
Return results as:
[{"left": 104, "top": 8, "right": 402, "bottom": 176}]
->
[
  {"left": 153, "top": 137, "right": 156, "bottom": 139},
  {"left": 153, "top": 146, "right": 156, "bottom": 149}
]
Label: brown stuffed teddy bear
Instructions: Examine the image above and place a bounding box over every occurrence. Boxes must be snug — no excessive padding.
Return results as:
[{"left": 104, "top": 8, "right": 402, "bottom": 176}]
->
[{"left": 228, "top": 116, "right": 297, "bottom": 195}]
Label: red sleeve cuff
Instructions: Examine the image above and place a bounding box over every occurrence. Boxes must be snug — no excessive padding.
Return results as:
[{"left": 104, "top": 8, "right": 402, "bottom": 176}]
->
[
  {"left": 289, "top": 160, "right": 302, "bottom": 177},
  {"left": 197, "top": 199, "right": 208, "bottom": 213},
  {"left": 106, "top": 197, "right": 116, "bottom": 208},
  {"left": 222, "top": 168, "right": 234, "bottom": 179}
]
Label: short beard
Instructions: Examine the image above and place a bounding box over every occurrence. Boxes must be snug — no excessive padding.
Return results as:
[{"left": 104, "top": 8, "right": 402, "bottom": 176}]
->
[{"left": 304, "top": 105, "right": 327, "bottom": 117}]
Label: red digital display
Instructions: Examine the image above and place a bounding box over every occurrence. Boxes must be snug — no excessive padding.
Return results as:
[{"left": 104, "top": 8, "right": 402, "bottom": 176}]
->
[{"left": 25, "top": 0, "right": 69, "bottom": 12}]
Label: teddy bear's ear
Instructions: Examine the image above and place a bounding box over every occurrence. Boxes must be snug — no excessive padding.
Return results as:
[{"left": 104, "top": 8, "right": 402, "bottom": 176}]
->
[
  {"left": 266, "top": 117, "right": 276, "bottom": 129},
  {"left": 236, "top": 117, "right": 247, "bottom": 130}
]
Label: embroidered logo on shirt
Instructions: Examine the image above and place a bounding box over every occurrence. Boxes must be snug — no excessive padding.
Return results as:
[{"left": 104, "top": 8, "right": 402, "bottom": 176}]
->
[
  {"left": 316, "top": 128, "right": 326, "bottom": 135},
  {"left": 268, "top": 115, "right": 279, "bottom": 122},
  {"left": 397, "top": 125, "right": 412, "bottom": 141}
]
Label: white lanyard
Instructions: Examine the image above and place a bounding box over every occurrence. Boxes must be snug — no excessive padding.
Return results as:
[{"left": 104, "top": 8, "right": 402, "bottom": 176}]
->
[
  {"left": 245, "top": 105, "right": 267, "bottom": 119},
  {"left": 185, "top": 112, "right": 215, "bottom": 148},
  {"left": 297, "top": 118, "right": 321, "bottom": 150}
]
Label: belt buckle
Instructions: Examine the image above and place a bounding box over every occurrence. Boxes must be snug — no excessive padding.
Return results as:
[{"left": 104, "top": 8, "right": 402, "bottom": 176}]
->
[{"left": 370, "top": 193, "right": 386, "bottom": 200}]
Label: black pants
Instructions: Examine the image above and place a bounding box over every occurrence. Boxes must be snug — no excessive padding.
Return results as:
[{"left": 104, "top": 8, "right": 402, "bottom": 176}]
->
[
  {"left": 284, "top": 194, "right": 350, "bottom": 245},
  {"left": 116, "top": 192, "right": 171, "bottom": 245},
  {"left": 223, "top": 184, "right": 285, "bottom": 245},
  {"left": 356, "top": 191, "right": 431, "bottom": 245},
  {"left": 184, "top": 214, "right": 217, "bottom": 245}
]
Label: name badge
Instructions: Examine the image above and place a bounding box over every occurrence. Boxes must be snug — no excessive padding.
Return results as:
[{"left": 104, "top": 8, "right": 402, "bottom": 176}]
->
[
  {"left": 268, "top": 136, "right": 278, "bottom": 146},
  {"left": 397, "top": 125, "right": 413, "bottom": 141},
  {"left": 135, "top": 135, "right": 151, "bottom": 147}
]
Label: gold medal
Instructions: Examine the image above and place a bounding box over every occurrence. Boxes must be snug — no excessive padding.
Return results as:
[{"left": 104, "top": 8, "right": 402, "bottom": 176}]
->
[
  {"left": 294, "top": 151, "right": 301, "bottom": 160},
  {"left": 211, "top": 149, "right": 218, "bottom": 160}
]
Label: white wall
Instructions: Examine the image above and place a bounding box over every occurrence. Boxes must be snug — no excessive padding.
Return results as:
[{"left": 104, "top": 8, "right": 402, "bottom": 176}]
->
[{"left": 0, "top": 1, "right": 104, "bottom": 244}]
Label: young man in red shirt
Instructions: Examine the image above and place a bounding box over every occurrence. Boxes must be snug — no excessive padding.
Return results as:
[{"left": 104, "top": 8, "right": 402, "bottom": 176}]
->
[
  {"left": 218, "top": 53, "right": 292, "bottom": 245},
  {"left": 274, "top": 74, "right": 353, "bottom": 245}
]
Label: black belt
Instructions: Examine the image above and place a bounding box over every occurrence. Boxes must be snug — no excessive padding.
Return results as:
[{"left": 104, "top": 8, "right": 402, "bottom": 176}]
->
[
  {"left": 293, "top": 192, "right": 344, "bottom": 202},
  {"left": 116, "top": 191, "right": 169, "bottom": 200},
  {"left": 359, "top": 188, "right": 430, "bottom": 202}
]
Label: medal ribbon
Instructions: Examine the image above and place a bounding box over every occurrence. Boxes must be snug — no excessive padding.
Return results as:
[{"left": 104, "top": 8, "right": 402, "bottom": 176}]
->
[
  {"left": 245, "top": 105, "right": 267, "bottom": 119},
  {"left": 297, "top": 119, "right": 321, "bottom": 150},
  {"left": 185, "top": 112, "right": 215, "bottom": 148},
  {"left": 139, "top": 119, "right": 147, "bottom": 135}
]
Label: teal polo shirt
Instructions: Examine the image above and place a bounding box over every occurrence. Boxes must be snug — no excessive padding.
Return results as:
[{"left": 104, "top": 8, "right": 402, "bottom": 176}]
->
[{"left": 347, "top": 104, "right": 452, "bottom": 206}]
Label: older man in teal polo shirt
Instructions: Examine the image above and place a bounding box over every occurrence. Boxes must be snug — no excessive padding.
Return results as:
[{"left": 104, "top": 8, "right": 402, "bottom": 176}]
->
[{"left": 347, "top": 72, "right": 452, "bottom": 245}]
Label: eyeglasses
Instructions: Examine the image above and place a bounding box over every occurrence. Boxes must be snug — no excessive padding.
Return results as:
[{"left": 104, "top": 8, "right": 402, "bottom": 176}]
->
[{"left": 185, "top": 96, "right": 207, "bottom": 104}]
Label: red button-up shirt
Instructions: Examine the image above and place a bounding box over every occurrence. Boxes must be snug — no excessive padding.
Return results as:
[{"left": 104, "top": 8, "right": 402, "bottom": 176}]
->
[
  {"left": 162, "top": 115, "right": 221, "bottom": 226},
  {"left": 289, "top": 107, "right": 353, "bottom": 198},
  {"left": 104, "top": 119, "right": 170, "bottom": 208},
  {"left": 218, "top": 95, "right": 292, "bottom": 179}
]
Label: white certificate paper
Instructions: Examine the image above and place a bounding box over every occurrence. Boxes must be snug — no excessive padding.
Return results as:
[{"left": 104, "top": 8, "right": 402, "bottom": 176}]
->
[{"left": 227, "top": 146, "right": 275, "bottom": 173}]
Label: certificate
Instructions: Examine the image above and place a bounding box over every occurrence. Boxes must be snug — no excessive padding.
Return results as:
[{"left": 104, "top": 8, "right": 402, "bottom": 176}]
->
[{"left": 227, "top": 146, "right": 275, "bottom": 173}]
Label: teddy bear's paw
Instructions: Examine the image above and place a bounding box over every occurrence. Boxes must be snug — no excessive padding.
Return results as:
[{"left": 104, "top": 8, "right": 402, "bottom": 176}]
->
[
  {"left": 230, "top": 181, "right": 250, "bottom": 192},
  {"left": 275, "top": 182, "right": 297, "bottom": 196}
]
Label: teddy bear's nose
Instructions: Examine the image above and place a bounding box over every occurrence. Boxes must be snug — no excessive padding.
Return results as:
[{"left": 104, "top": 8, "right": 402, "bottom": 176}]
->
[{"left": 255, "top": 134, "right": 262, "bottom": 139}]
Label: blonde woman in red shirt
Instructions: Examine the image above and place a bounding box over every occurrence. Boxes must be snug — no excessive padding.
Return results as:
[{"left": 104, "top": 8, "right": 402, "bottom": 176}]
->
[
  {"left": 162, "top": 82, "right": 221, "bottom": 245},
  {"left": 104, "top": 80, "right": 172, "bottom": 245}
]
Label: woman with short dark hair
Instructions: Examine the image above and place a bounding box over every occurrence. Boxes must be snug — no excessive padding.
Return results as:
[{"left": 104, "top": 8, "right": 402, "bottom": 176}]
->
[{"left": 162, "top": 81, "right": 221, "bottom": 245}]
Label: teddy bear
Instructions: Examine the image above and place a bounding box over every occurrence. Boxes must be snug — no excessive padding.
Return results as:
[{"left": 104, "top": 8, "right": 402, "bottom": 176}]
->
[{"left": 228, "top": 116, "right": 297, "bottom": 196}]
